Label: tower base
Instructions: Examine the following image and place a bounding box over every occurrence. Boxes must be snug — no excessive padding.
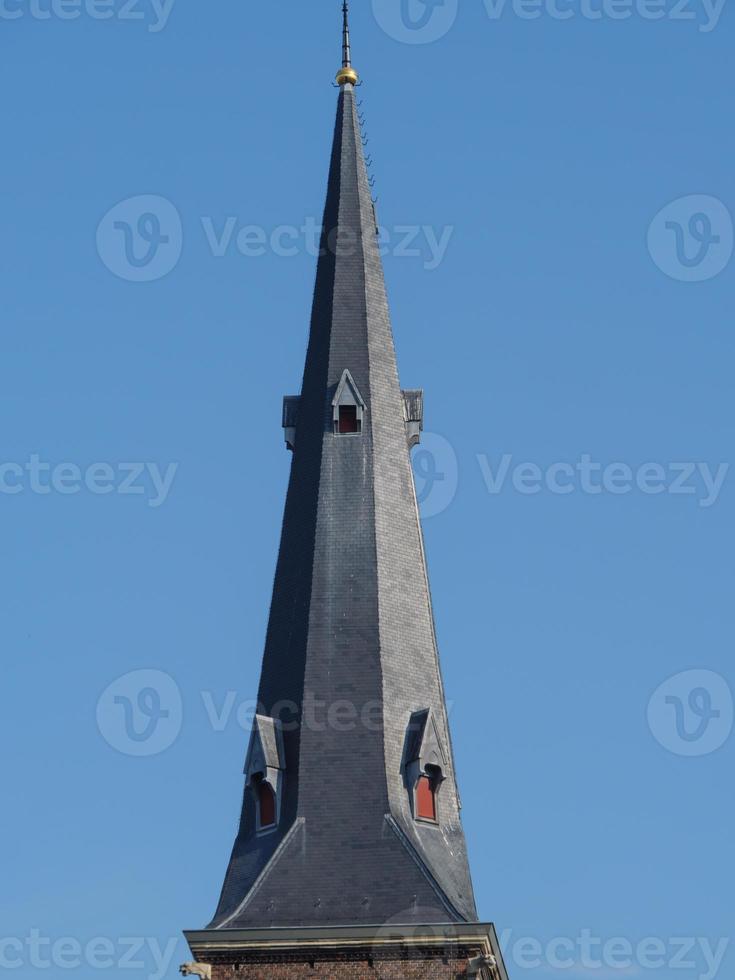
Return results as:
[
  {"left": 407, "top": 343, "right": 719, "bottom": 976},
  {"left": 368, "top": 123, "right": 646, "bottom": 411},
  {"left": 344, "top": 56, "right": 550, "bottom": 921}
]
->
[{"left": 184, "top": 923, "right": 509, "bottom": 980}]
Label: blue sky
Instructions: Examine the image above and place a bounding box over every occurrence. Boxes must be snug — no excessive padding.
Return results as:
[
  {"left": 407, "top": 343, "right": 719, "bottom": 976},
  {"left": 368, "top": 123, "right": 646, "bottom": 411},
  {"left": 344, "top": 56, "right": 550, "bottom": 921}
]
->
[{"left": 1, "top": 1, "right": 733, "bottom": 979}]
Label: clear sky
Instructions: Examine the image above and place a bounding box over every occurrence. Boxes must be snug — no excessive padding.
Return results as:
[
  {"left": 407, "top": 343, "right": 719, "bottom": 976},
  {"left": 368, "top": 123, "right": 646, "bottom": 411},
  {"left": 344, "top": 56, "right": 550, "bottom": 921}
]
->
[{"left": 1, "top": 2, "right": 733, "bottom": 979}]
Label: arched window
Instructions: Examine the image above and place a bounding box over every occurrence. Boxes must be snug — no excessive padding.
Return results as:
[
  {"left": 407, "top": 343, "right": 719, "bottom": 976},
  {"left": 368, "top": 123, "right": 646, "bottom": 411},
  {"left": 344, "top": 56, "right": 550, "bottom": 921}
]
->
[
  {"left": 416, "top": 772, "right": 438, "bottom": 822},
  {"left": 256, "top": 778, "right": 276, "bottom": 829}
]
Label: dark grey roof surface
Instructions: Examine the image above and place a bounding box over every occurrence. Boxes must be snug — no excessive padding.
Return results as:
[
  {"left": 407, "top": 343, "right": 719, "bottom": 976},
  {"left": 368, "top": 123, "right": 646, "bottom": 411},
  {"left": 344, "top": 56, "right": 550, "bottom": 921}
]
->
[{"left": 210, "top": 84, "right": 478, "bottom": 930}]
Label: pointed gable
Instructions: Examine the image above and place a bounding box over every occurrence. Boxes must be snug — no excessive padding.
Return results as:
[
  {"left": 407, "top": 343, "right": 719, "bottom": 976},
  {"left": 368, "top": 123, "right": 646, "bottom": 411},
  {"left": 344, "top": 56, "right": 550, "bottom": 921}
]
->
[
  {"left": 405, "top": 708, "right": 448, "bottom": 773},
  {"left": 332, "top": 368, "right": 365, "bottom": 410},
  {"left": 244, "top": 715, "right": 284, "bottom": 783}
]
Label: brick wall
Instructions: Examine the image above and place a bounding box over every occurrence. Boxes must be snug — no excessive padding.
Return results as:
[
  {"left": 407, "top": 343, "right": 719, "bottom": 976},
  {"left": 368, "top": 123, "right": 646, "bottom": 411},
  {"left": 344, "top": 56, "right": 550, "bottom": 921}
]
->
[{"left": 211, "top": 956, "right": 472, "bottom": 979}]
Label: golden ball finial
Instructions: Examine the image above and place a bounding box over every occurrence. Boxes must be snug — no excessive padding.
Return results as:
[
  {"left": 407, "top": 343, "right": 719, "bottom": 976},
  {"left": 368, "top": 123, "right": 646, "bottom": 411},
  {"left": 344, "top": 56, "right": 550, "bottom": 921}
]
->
[{"left": 336, "top": 67, "right": 359, "bottom": 86}]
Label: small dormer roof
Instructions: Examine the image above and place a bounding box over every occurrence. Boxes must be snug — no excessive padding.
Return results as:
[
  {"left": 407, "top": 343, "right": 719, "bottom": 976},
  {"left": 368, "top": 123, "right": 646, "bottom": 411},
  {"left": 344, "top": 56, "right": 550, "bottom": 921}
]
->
[
  {"left": 332, "top": 368, "right": 366, "bottom": 409},
  {"left": 244, "top": 714, "right": 285, "bottom": 778},
  {"left": 405, "top": 708, "right": 448, "bottom": 772}
]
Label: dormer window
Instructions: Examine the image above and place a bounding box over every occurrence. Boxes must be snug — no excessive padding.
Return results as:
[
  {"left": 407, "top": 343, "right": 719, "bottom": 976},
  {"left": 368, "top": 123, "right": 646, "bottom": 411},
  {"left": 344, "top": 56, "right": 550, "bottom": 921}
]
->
[
  {"left": 255, "top": 775, "right": 277, "bottom": 830},
  {"left": 404, "top": 709, "right": 447, "bottom": 825},
  {"left": 244, "top": 714, "right": 285, "bottom": 836},
  {"left": 333, "top": 369, "right": 365, "bottom": 436},
  {"left": 416, "top": 769, "right": 439, "bottom": 822},
  {"left": 338, "top": 405, "right": 359, "bottom": 433}
]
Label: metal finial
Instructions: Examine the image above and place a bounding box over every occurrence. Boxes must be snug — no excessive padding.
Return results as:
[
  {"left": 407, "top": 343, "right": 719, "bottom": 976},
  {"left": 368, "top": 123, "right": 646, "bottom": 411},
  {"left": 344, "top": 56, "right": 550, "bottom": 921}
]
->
[
  {"left": 342, "top": 1, "right": 351, "bottom": 68},
  {"left": 336, "top": 0, "right": 359, "bottom": 86}
]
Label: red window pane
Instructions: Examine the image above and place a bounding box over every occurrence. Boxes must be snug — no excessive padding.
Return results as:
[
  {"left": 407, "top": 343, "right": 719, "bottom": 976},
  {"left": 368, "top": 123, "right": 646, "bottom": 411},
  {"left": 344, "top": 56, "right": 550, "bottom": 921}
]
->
[
  {"left": 338, "top": 405, "right": 359, "bottom": 433},
  {"left": 416, "top": 775, "right": 437, "bottom": 821},
  {"left": 258, "top": 781, "right": 276, "bottom": 827}
]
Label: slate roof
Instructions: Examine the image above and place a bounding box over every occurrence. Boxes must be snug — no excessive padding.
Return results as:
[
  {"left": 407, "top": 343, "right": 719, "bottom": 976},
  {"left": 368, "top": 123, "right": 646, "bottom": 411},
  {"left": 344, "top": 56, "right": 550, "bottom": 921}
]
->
[{"left": 209, "top": 79, "right": 478, "bottom": 930}]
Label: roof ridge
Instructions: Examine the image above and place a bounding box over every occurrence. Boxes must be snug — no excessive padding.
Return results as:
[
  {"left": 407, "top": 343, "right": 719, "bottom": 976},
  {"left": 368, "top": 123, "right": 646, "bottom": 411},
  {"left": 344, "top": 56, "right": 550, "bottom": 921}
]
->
[
  {"left": 213, "top": 818, "right": 306, "bottom": 929},
  {"left": 383, "top": 814, "right": 466, "bottom": 921}
]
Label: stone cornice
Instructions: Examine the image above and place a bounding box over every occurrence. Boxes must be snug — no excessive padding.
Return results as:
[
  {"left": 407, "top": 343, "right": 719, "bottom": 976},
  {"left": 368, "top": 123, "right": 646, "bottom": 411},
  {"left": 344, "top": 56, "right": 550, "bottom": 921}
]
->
[{"left": 185, "top": 923, "right": 509, "bottom": 979}]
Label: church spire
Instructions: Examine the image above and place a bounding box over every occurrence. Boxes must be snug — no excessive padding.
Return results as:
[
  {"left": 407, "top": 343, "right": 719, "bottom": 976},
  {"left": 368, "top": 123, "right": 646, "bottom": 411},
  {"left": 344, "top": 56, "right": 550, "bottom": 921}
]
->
[
  {"left": 208, "top": 7, "right": 477, "bottom": 933},
  {"left": 336, "top": 0, "right": 359, "bottom": 86}
]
